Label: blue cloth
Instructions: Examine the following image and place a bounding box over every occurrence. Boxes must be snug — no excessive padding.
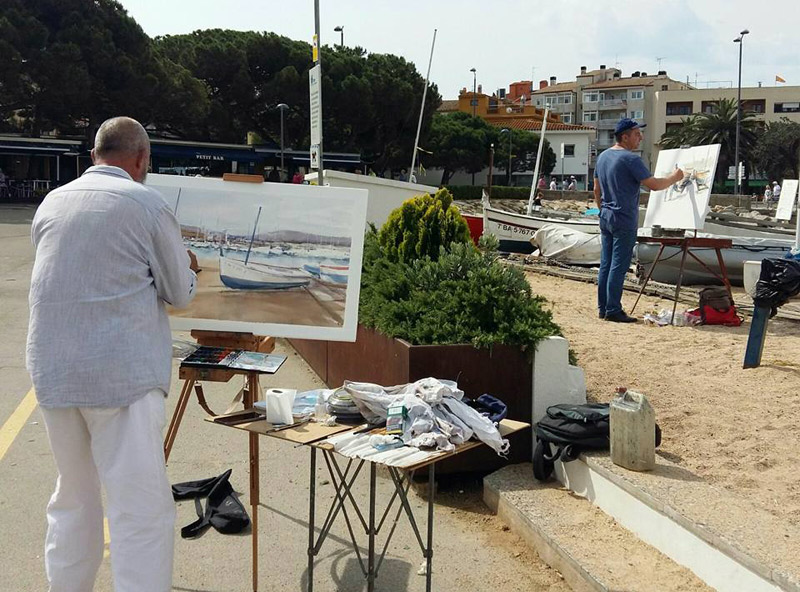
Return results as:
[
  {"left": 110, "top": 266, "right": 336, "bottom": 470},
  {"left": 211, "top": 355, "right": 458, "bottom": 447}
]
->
[
  {"left": 594, "top": 149, "right": 652, "bottom": 232},
  {"left": 597, "top": 225, "right": 637, "bottom": 316}
]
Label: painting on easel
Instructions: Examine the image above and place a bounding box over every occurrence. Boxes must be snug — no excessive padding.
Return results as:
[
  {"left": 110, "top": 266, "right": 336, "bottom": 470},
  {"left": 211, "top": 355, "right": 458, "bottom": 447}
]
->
[
  {"left": 643, "top": 144, "right": 721, "bottom": 230},
  {"left": 146, "top": 174, "right": 368, "bottom": 341}
]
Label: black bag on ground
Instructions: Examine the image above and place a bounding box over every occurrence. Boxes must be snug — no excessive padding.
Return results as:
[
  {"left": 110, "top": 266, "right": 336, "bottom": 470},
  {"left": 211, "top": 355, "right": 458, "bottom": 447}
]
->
[
  {"left": 172, "top": 469, "right": 251, "bottom": 538},
  {"left": 533, "top": 403, "right": 661, "bottom": 481}
]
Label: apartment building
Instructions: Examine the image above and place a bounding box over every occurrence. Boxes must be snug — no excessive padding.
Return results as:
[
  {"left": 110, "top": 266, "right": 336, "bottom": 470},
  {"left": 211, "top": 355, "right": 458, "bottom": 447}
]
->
[
  {"left": 651, "top": 85, "right": 800, "bottom": 168},
  {"left": 531, "top": 66, "right": 692, "bottom": 171}
]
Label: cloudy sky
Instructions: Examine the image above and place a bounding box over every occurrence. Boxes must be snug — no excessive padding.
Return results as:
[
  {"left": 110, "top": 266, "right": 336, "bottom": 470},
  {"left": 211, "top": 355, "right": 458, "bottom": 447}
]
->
[{"left": 122, "top": 0, "right": 797, "bottom": 98}]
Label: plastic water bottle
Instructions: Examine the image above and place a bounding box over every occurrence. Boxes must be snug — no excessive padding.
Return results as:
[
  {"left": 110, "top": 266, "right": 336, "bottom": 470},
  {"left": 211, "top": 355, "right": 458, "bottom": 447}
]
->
[
  {"left": 315, "top": 391, "right": 327, "bottom": 422},
  {"left": 610, "top": 387, "right": 656, "bottom": 471}
]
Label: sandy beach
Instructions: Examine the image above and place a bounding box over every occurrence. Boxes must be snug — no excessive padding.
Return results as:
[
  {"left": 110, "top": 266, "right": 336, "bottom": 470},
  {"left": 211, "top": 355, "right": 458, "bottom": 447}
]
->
[
  {"left": 522, "top": 266, "right": 800, "bottom": 527},
  {"left": 168, "top": 259, "right": 346, "bottom": 327}
]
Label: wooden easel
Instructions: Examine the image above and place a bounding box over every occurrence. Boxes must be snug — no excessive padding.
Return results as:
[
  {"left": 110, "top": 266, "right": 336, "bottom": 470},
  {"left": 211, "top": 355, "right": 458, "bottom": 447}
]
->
[
  {"left": 165, "top": 330, "right": 273, "bottom": 592},
  {"left": 631, "top": 235, "right": 734, "bottom": 325}
]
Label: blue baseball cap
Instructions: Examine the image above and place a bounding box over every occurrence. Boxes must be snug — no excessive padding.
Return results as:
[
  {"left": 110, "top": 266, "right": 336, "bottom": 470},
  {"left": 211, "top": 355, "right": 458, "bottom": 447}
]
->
[{"left": 614, "top": 118, "right": 646, "bottom": 135}]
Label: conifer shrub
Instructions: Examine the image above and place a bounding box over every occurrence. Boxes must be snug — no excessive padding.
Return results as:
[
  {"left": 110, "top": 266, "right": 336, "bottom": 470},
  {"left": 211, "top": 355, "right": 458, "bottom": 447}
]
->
[
  {"left": 378, "top": 188, "right": 471, "bottom": 264},
  {"left": 359, "top": 205, "right": 566, "bottom": 353}
]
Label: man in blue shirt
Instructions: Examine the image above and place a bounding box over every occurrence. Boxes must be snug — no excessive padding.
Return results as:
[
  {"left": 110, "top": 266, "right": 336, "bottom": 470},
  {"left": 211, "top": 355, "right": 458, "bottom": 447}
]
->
[{"left": 593, "top": 119, "right": 684, "bottom": 322}]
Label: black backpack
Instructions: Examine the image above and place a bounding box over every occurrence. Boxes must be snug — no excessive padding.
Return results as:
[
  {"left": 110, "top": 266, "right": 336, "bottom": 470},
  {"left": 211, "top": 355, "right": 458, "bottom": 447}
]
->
[{"left": 532, "top": 403, "right": 661, "bottom": 481}]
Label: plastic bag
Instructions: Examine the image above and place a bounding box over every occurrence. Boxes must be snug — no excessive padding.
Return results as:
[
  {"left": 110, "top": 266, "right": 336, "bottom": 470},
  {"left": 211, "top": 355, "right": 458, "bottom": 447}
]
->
[{"left": 753, "top": 258, "right": 800, "bottom": 317}]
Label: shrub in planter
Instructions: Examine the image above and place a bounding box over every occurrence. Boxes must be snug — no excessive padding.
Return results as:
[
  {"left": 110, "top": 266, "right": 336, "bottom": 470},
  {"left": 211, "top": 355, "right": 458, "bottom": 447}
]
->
[
  {"left": 360, "top": 225, "right": 565, "bottom": 353},
  {"left": 378, "top": 187, "right": 471, "bottom": 264}
]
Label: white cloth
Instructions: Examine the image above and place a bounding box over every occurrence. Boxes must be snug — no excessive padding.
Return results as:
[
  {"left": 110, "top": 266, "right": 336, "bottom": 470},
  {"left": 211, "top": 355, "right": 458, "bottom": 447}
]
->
[
  {"left": 40, "top": 389, "right": 175, "bottom": 592},
  {"left": 27, "top": 165, "right": 196, "bottom": 408}
]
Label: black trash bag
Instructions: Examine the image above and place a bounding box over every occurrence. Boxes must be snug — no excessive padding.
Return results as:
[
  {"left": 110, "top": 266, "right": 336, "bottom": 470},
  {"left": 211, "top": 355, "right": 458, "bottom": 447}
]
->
[{"left": 753, "top": 258, "right": 800, "bottom": 318}]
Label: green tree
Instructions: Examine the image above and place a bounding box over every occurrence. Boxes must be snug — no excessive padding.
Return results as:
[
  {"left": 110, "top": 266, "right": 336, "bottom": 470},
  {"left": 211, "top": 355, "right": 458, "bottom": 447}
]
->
[
  {"left": 658, "top": 98, "right": 757, "bottom": 190},
  {"left": 426, "top": 112, "right": 494, "bottom": 185},
  {"left": 0, "top": 0, "right": 209, "bottom": 136},
  {"left": 492, "top": 127, "right": 555, "bottom": 186},
  {"left": 751, "top": 118, "right": 800, "bottom": 182}
]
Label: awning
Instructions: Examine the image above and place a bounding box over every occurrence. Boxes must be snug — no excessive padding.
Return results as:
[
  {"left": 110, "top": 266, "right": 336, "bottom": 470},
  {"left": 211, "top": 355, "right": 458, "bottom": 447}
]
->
[
  {"left": 151, "top": 144, "right": 260, "bottom": 163},
  {"left": 0, "top": 143, "right": 79, "bottom": 155}
]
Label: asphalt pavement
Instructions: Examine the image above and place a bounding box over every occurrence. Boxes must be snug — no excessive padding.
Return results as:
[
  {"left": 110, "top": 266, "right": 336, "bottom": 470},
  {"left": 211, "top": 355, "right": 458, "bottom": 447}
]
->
[{"left": 0, "top": 204, "right": 568, "bottom": 592}]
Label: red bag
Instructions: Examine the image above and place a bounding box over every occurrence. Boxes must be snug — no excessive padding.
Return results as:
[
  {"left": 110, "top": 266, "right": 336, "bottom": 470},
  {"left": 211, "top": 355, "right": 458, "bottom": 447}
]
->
[
  {"left": 694, "top": 287, "right": 743, "bottom": 326},
  {"left": 698, "top": 304, "right": 742, "bottom": 326}
]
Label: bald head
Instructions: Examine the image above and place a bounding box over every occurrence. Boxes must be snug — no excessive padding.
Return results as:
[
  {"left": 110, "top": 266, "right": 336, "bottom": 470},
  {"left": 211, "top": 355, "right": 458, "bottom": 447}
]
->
[{"left": 91, "top": 117, "right": 150, "bottom": 182}]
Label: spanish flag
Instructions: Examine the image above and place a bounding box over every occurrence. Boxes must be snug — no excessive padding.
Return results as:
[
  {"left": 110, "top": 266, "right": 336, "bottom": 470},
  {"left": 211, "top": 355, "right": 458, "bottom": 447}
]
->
[{"left": 776, "top": 75, "right": 786, "bottom": 83}]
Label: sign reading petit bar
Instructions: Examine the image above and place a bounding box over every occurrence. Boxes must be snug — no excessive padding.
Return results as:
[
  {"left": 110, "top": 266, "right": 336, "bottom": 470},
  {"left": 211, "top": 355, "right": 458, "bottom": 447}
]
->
[{"left": 309, "top": 64, "right": 322, "bottom": 146}]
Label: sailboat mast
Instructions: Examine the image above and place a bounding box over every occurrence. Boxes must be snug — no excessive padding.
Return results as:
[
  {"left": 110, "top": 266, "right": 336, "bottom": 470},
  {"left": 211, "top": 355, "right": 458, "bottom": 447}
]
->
[
  {"left": 245, "top": 206, "right": 263, "bottom": 265},
  {"left": 409, "top": 29, "right": 438, "bottom": 180},
  {"left": 527, "top": 107, "right": 550, "bottom": 215}
]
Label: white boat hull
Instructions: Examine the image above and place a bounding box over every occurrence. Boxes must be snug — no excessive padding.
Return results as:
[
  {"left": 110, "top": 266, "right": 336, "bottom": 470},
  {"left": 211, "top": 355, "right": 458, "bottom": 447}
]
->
[
  {"left": 219, "top": 256, "right": 311, "bottom": 290},
  {"left": 483, "top": 206, "right": 600, "bottom": 253}
]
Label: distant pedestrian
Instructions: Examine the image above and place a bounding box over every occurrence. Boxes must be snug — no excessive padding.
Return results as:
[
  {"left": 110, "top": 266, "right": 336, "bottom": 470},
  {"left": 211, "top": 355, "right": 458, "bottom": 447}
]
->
[
  {"left": 292, "top": 171, "right": 305, "bottom": 184},
  {"left": 773, "top": 181, "right": 782, "bottom": 200},
  {"left": 568, "top": 176, "right": 577, "bottom": 191},
  {"left": 537, "top": 176, "right": 546, "bottom": 190},
  {"left": 267, "top": 167, "right": 280, "bottom": 183},
  {"left": 549, "top": 177, "right": 557, "bottom": 191},
  {"left": 764, "top": 184, "right": 772, "bottom": 202},
  {"left": 398, "top": 168, "right": 408, "bottom": 182}
]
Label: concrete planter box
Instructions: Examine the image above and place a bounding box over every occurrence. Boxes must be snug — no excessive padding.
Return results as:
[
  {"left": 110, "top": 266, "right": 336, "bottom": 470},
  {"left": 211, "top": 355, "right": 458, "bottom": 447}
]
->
[{"left": 290, "top": 327, "right": 586, "bottom": 472}]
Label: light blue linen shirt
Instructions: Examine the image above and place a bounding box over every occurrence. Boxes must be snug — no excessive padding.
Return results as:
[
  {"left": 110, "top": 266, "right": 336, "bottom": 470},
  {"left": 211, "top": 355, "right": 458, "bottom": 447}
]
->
[{"left": 27, "top": 165, "right": 196, "bottom": 408}]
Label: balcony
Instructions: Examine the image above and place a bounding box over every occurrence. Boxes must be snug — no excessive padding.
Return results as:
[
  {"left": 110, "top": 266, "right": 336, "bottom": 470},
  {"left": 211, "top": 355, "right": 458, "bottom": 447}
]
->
[
  {"left": 596, "top": 137, "right": 615, "bottom": 148},
  {"left": 598, "top": 98, "right": 627, "bottom": 109},
  {"left": 597, "top": 118, "right": 620, "bottom": 130}
]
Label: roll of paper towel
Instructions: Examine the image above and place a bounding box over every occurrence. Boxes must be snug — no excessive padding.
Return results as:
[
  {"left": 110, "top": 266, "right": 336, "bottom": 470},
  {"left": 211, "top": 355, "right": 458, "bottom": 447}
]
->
[{"left": 263, "top": 388, "right": 296, "bottom": 425}]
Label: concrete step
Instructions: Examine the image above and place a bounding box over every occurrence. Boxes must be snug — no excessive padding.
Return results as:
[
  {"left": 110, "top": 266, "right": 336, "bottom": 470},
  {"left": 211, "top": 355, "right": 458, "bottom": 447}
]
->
[
  {"left": 484, "top": 463, "right": 713, "bottom": 592},
  {"left": 558, "top": 452, "right": 799, "bottom": 592}
]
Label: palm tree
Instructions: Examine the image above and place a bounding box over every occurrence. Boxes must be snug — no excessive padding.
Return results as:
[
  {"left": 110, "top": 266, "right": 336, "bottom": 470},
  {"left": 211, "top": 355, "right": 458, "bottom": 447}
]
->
[{"left": 659, "top": 98, "right": 758, "bottom": 190}]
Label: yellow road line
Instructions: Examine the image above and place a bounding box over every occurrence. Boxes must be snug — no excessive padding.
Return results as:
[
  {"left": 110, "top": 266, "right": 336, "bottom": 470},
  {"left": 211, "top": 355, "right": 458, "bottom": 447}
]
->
[
  {"left": 0, "top": 388, "right": 37, "bottom": 462},
  {"left": 103, "top": 519, "right": 110, "bottom": 558}
]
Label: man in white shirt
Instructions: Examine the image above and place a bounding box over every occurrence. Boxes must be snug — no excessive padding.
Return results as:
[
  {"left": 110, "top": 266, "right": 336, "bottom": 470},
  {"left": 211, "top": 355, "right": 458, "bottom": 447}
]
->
[
  {"left": 27, "top": 117, "right": 197, "bottom": 592},
  {"left": 549, "top": 177, "right": 558, "bottom": 191},
  {"left": 773, "top": 181, "right": 782, "bottom": 200}
]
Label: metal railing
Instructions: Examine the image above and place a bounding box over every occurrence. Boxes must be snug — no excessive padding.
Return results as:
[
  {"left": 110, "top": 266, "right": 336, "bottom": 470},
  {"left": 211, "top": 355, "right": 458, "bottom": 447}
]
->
[{"left": 598, "top": 98, "right": 627, "bottom": 108}]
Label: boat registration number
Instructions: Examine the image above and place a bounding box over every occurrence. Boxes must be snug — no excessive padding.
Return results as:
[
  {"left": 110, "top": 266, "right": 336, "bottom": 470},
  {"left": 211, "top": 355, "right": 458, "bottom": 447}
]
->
[{"left": 499, "top": 223, "right": 532, "bottom": 236}]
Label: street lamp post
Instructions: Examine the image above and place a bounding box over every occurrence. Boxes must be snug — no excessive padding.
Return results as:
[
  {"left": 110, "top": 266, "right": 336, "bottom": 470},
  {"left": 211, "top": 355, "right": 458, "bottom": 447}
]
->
[
  {"left": 734, "top": 29, "right": 749, "bottom": 196},
  {"left": 469, "top": 67, "right": 477, "bottom": 117},
  {"left": 277, "top": 103, "right": 288, "bottom": 181},
  {"left": 501, "top": 128, "right": 512, "bottom": 186},
  {"left": 470, "top": 67, "right": 477, "bottom": 185},
  {"left": 334, "top": 25, "right": 344, "bottom": 48}
]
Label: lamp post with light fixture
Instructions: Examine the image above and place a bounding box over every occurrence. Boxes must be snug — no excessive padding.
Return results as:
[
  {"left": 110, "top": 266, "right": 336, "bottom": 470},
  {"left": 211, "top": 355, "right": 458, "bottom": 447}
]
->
[
  {"left": 334, "top": 25, "right": 344, "bottom": 48},
  {"left": 734, "top": 28, "right": 749, "bottom": 195}
]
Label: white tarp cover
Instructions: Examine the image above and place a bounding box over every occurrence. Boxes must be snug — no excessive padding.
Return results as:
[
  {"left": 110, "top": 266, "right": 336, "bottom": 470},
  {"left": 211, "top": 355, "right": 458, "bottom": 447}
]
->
[{"left": 531, "top": 224, "right": 602, "bottom": 265}]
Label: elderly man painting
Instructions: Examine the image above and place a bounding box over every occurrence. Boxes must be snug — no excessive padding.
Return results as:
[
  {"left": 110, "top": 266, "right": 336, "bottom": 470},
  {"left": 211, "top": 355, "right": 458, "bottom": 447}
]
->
[{"left": 27, "top": 116, "right": 197, "bottom": 592}]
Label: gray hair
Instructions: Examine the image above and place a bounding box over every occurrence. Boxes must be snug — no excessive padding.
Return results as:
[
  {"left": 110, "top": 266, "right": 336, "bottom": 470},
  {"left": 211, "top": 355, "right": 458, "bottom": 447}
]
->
[{"left": 93, "top": 117, "right": 149, "bottom": 159}]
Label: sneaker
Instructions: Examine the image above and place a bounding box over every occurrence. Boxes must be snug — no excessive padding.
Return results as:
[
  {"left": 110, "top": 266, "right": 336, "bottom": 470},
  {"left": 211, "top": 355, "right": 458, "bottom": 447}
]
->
[{"left": 605, "top": 311, "right": 637, "bottom": 323}]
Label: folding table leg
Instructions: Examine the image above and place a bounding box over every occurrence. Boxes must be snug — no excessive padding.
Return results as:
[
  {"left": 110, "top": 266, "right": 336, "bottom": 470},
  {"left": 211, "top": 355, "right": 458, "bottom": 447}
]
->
[
  {"left": 246, "top": 373, "right": 260, "bottom": 592},
  {"left": 307, "top": 447, "right": 317, "bottom": 592},
  {"left": 744, "top": 305, "right": 771, "bottom": 369},
  {"left": 367, "top": 462, "right": 377, "bottom": 592},
  {"left": 426, "top": 463, "right": 435, "bottom": 592}
]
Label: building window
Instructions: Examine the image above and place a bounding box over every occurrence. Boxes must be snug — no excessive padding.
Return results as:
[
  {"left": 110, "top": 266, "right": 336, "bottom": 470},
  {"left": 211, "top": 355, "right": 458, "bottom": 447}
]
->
[
  {"left": 545, "top": 95, "right": 557, "bottom": 106},
  {"left": 630, "top": 90, "right": 644, "bottom": 100},
  {"left": 583, "top": 92, "right": 599, "bottom": 103},
  {"left": 774, "top": 102, "right": 800, "bottom": 113},
  {"left": 561, "top": 113, "right": 573, "bottom": 123},
  {"left": 563, "top": 144, "right": 575, "bottom": 157},
  {"left": 630, "top": 110, "right": 643, "bottom": 119},
  {"left": 583, "top": 111, "right": 598, "bottom": 122},
  {"left": 666, "top": 101, "right": 693, "bottom": 116},
  {"left": 661, "top": 85, "right": 668, "bottom": 91},
  {"left": 558, "top": 93, "right": 573, "bottom": 104}
]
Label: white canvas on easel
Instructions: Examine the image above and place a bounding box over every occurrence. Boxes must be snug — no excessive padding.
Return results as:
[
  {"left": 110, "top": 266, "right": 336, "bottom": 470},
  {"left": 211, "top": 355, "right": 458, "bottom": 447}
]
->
[
  {"left": 146, "top": 174, "right": 368, "bottom": 342},
  {"left": 774, "top": 179, "right": 799, "bottom": 221},
  {"left": 643, "top": 144, "right": 721, "bottom": 230}
]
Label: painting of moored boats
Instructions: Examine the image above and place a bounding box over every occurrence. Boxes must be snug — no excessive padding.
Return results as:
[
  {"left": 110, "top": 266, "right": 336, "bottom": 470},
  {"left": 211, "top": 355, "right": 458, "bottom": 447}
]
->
[
  {"left": 643, "top": 144, "right": 720, "bottom": 231},
  {"left": 147, "top": 174, "right": 368, "bottom": 341}
]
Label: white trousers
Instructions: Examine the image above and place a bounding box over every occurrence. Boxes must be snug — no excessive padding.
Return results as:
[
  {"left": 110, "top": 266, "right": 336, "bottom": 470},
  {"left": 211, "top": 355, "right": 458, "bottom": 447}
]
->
[{"left": 40, "top": 390, "right": 176, "bottom": 592}]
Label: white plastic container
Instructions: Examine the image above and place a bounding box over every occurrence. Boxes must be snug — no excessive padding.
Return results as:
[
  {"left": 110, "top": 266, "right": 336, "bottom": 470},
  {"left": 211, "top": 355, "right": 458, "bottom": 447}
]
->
[
  {"left": 610, "top": 388, "right": 656, "bottom": 471},
  {"left": 743, "top": 260, "right": 762, "bottom": 298}
]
